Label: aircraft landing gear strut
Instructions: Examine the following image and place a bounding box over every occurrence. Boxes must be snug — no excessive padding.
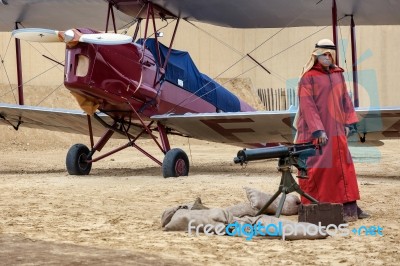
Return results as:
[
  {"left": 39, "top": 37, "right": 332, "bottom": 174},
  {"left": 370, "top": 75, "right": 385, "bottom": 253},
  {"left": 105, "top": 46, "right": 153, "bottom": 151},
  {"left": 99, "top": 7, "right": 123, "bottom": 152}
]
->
[{"left": 65, "top": 113, "right": 190, "bottom": 177}]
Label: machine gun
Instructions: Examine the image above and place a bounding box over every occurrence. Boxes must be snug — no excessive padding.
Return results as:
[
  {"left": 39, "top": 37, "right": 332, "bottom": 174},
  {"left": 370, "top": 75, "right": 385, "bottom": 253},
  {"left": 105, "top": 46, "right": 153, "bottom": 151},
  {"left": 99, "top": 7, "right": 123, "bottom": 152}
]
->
[{"left": 234, "top": 143, "right": 322, "bottom": 217}]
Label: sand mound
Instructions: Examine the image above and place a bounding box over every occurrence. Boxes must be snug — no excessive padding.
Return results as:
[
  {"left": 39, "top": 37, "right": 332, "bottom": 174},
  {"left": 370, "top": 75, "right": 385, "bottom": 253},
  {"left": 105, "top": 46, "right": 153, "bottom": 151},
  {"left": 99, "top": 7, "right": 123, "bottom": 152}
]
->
[{"left": 216, "top": 77, "right": 264, "bottom": 110}]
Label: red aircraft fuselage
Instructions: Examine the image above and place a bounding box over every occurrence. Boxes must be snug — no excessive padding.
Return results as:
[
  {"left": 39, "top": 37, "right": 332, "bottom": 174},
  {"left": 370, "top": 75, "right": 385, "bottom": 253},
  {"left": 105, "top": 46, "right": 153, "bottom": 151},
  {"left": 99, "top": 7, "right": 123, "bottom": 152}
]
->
[{"left": 64, "top": 41, "right": 251, "bottom": 122}]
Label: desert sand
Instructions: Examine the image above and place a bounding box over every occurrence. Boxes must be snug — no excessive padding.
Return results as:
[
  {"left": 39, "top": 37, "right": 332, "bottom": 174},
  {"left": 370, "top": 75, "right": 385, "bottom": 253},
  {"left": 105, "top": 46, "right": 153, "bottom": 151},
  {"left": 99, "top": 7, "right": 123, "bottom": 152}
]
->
[
  {"left": 0, "top": 80, "right": 399, "bottom": 265},
  {"left": 0, "top": 127, "right": 399, "bottom": 265}
]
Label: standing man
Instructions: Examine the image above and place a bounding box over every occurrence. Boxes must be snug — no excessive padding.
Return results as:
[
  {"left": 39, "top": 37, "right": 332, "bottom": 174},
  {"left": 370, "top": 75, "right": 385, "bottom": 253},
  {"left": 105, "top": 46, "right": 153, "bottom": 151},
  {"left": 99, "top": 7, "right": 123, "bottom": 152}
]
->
[{"left": 294, "top": 39, "right": 369, "bottom": 222}]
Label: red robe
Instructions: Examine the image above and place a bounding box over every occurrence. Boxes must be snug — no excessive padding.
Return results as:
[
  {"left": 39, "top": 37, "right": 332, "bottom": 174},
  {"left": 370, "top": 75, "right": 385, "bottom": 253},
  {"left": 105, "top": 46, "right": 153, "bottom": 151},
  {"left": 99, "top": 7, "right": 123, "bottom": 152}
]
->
[{"left": 295, "top": 63, "right": 360, "bottom": 204}]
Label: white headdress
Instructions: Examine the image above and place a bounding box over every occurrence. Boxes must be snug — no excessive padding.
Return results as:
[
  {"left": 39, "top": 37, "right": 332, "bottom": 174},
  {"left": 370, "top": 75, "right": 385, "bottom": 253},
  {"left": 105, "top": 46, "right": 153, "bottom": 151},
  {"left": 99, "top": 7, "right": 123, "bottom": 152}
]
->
[{"left": 299, "top": 39, "right": 337, "bottom": 78}]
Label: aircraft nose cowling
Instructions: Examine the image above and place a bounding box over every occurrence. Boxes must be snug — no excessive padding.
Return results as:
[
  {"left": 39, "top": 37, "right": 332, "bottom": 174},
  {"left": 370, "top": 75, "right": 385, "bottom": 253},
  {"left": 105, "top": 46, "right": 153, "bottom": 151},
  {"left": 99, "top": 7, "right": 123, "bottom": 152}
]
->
[
  {"left": 58, "top": 29, "right": 82, "bottom": 48},
  {"left": 64, "top": 29, "right": 75, "bottom": 42}
]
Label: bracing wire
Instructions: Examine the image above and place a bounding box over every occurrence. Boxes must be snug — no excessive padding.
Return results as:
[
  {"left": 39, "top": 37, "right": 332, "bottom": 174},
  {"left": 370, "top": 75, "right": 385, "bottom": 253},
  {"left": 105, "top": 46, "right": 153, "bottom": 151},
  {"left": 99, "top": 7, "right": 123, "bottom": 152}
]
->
[
  {"left": 1, "top": 23, "right": 65, "bottom": 104},
  {"left": 0, "top": 54, "right": 18, "bottom": 103},
  {"left": 119, "top": 2, "right": 147, "bottom": 35},
  {"left": 120, "top": 19, "right": 139, "bottom": 35},
  {"left": 0, "top": 63, "right": 61, "bottom": 99},
  {"left": 185, "top": 20, "right": 243, "bottom": 56},
  {"left": 167, "top": 24, "right": 333, "bottom": 112},
  {"left": 35, "top": 83, "right": 64, "bottom": 106},
  {"left": 163, "top": 21, "right": 266, "bottom": 113},
  {"left": 0, "top": 33, "right": 18, "bottom": 103},
  {"left": 2, "top": 32, "right": 13, "bottom": 60},
  {"left": 18, "top": 23, "right": 65, "bottom": 72},
  {"left": 165, "top": 0, "right": 330, "bottom": 113},
  {"left": 1, "top": 3, "right": 144, "bottom": 106},
  {"left": 148, "top": 18, "right": 173, "bottom": 39}
]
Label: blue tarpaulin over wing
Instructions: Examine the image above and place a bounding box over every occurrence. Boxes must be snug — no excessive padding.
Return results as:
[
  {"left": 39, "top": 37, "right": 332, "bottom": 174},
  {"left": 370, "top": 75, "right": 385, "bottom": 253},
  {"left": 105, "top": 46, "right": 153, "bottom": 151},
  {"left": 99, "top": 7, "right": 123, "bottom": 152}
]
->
[{"left": 137, "top": 38, "right": 240, "bottom": 112}]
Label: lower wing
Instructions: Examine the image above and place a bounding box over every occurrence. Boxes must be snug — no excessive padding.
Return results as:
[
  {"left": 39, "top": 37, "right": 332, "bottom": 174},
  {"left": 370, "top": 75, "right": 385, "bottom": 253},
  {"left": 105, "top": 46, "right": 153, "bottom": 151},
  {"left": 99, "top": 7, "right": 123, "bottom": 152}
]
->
[
  {"left": 1, "top": 103, "right": 399, "bottom": 146},
  {"left": 152, "top": 107, "right": 400, "bottom": 147},
  {"left": 0, "top": 103, "right": 145, "bottom": 139}
]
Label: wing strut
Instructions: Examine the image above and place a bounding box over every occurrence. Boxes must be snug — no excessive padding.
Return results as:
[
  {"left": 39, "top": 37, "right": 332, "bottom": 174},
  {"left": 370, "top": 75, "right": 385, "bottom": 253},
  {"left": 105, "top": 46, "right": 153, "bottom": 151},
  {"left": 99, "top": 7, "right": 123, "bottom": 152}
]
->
[
  {"left": 105, "top": 2, "right": 117, "bottom": 33},
  {"left": 332, "top": 0, "right": 339, "bottom": 65},
  {"left": 133, "top": 18, "right": 142, "bottom": 41},
  {"left": 142, "top": 2, "right": 163, "bottom": 68},
  {"left": 162, "top": 17, "right": 180, "bottom": 71},
  {"left": 332, "top": 0, "right": 359, "bottom": 108},
  {"left": 350, "top": 16, "right": 359, "bottom": 108},
  {"left": 15, "top": 22, "right": 24, "bottom": 105}
]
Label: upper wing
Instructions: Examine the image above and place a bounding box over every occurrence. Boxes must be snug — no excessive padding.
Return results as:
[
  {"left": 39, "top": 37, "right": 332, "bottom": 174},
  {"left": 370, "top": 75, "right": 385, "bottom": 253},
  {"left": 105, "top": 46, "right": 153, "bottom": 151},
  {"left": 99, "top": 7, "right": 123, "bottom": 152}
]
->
[
  {"left": 0, "top": 103, "right": 145, "bottom": 139},
  {"left": 152, "top": 107, "right": 400, "bottom": 147},
  {"left": 111, "top": 0, "right": 400, "bottom": 28},
  {"left": 0, "top": 0, "right": 133, "bottom": 31},
  {"left": 2, "top": 0, "right": 399, "bottom": 32}
]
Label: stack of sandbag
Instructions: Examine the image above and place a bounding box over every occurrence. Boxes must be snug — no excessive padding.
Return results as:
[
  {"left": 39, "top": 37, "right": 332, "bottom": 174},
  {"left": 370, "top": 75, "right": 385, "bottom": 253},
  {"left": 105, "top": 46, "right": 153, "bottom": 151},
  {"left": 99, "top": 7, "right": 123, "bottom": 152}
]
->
[{"left": 161, "top": 189, "right": 327, "bottom": 240}]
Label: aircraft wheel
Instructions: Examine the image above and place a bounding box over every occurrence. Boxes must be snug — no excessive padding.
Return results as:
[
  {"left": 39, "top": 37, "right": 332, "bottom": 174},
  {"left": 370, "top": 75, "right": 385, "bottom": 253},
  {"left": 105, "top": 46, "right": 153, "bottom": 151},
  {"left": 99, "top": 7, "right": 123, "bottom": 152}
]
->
[
  {"left": 162, "top": 148, "right": 189, "bottom": 178},
  {"left": 66, "top": 144, "right": 92, "bottom": 175}
]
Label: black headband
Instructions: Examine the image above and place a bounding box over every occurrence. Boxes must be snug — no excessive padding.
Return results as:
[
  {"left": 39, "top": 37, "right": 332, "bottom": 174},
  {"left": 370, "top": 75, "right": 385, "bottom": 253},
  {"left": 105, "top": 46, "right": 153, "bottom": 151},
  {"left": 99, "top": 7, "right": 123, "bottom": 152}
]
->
[{"left": 315, "top": 44, "right": 336, "bottom": 50}]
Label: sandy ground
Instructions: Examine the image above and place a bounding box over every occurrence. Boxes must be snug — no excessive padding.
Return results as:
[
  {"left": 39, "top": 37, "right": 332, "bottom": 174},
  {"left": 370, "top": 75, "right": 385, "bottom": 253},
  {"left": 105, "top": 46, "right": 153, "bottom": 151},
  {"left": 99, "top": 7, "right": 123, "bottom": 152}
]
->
[
  {"left": 0, "top": 127, "right": 399, "bottom": 265},
  {"left": 0, "top": 80, "right": 399, "bottom": 265}
]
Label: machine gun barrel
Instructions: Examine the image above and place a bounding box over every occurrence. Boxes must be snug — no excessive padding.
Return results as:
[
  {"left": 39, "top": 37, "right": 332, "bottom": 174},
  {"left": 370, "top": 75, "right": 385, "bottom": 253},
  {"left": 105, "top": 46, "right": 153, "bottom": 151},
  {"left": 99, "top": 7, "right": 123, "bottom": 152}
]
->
[
  {"left": 234, "top": 146, "right": 289, "bottom": 164},
  {"left": 233, "top": 143, "right": 319, "bottom": 165}
]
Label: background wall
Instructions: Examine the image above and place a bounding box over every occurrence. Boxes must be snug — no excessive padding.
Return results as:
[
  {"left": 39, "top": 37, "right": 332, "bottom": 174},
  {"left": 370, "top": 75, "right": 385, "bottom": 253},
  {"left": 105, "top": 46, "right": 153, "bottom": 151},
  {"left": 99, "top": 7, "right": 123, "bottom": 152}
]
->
[{"left": 0, "top": 22, "right": 398, "bottom": 109}]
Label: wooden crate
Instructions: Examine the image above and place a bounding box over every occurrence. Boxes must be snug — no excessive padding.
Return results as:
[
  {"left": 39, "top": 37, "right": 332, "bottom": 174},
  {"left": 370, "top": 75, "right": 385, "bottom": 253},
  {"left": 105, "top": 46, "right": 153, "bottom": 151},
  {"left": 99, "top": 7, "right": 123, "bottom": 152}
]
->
[{"left": 298, "top": 203, "right": 344, "bottom": 226}]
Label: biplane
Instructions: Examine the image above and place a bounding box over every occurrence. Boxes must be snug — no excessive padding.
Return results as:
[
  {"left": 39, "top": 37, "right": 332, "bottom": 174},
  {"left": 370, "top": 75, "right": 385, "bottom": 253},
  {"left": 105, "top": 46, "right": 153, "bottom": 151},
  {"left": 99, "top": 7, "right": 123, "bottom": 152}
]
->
[{"left": 0, "top": 0, "right": 400, "bottom": 177}]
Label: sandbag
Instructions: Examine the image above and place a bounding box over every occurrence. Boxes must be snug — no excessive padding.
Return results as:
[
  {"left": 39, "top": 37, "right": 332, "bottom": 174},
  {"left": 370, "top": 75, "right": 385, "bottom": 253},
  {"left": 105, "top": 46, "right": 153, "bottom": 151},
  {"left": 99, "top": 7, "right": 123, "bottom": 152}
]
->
[
  {"left": 244, "top": 187, "right": 301, "bottom": 215},
  {"left": 225, "top": 202, "right": 258, "bottom": 218},
  {"left": 163, "top": 208, "right": 234, "bottom": 233},
  {"left": 233, "top": 215, "right": 327, "bottom": 240},
  {"left": 161, "top": 199, "right": 327, "bottom": 240},
  {"left": 161, "top": 197, "right": 209, "bottom": 227},
  {"left": 161, "top": 205, "right": 182, "bottom": 228}
]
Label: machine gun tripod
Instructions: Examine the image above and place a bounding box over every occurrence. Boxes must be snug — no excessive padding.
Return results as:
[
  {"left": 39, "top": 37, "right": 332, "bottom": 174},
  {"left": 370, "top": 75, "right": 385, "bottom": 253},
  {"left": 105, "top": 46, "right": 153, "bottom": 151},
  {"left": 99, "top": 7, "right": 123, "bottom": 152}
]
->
[{"left": 234, "top": 143, "right": 321, "bottom": 217}]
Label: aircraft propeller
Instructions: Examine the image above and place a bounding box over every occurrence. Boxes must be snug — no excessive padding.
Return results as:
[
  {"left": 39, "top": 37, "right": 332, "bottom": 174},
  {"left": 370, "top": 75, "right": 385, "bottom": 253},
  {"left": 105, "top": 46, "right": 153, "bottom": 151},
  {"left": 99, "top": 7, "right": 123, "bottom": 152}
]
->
[{"left": 12, "top": 28, "right": 133, "bottom": 46}]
